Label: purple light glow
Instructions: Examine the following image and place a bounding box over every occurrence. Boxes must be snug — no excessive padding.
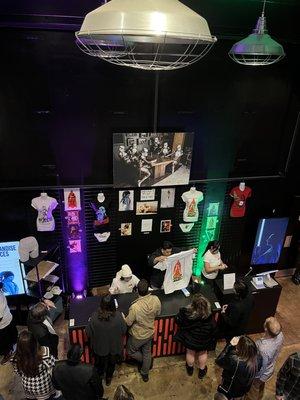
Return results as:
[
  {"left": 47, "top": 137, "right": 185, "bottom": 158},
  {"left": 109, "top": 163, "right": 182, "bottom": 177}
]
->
[
  {"left": 62, "top": 188, "right": 88, "bottom": 293},
  {"left": 75, "top": 294, "right": 83, "bottom": 300}
]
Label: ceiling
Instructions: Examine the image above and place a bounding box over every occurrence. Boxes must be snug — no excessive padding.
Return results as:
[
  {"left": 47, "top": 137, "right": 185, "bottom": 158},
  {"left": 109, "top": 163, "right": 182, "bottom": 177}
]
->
[{"left": 0, "top": 0, "right": 299, "bottom": 42}]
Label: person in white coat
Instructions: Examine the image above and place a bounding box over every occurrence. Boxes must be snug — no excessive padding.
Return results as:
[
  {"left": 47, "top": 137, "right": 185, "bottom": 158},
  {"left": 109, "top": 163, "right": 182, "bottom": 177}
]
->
[{"left": 109, "top": 265, "right": 140, "bottom": 294}]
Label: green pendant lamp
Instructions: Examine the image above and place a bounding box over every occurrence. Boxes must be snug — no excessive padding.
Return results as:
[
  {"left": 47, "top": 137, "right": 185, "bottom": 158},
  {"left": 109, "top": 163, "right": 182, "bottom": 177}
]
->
[{"left": 229, "top": 0, "right": 285, "bottom": 66}]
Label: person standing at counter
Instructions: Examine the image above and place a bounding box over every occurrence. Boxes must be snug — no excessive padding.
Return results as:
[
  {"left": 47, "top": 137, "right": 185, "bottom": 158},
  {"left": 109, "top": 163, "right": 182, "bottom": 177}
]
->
[
  {"left": 148, "top": 241, "right": 196, "bottom": 289},
  {"left": 219, "top": 279, "right": 254, "bottom": 342},
  {"left": 174, "top": 294, "right": 216, "bottom": 379},
  {"left": 125, "top": 280, "right": 161, "bottom": 383},
  {"left": 109, "top": 265, "right": 140, "bottom": 295},
  {"left": 86, "top": 295, "right": 127, "bottom": 386},
  {"left": 202, "top": 241, "right": 228, "bottom": 285}
]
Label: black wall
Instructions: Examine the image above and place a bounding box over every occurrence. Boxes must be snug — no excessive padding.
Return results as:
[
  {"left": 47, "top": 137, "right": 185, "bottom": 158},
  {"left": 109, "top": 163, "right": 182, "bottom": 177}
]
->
[{"left": 0, "top": 0, "right": 300, "bottom": 287}]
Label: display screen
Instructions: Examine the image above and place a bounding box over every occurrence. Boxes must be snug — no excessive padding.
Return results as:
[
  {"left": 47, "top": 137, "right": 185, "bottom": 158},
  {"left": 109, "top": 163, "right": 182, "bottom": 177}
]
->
[
  {"left": 251, "top": 218, "right": 288, "bottom": 265},
  {"left": 0, "top": 241, "right": 25, "bottom": 296}
]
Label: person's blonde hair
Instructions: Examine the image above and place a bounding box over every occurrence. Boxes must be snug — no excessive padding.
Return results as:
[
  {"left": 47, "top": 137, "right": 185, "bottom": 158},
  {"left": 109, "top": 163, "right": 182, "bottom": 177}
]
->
[{"left": 264, "top": 317, "right": 281, "bottom": 338}]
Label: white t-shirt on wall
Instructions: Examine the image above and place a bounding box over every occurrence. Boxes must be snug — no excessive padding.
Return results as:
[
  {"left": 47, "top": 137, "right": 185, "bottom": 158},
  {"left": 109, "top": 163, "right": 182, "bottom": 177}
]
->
[
  {"left": 202, "top": 250, "right": 221, "bottom": 280},
  {"left": 181, "top": 189, "right": 203, "bottom": 222},
  {"left": 31, "top": 195, "right": 58, "bottom": 232}
]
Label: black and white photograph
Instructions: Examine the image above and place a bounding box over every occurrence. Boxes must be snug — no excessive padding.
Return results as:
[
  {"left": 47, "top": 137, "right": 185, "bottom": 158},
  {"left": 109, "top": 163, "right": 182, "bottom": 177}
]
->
[
  {"left": 119, "top": 190, "right": 134, "bottom": 211},
  {"left": 113, "top": 132, "right": 194, "bottom": 187},
  {"left": 160, "top": 188, "right": 175, "bottom": 208},
  {"left": 136, "top": 201, "right": 158, "bottom": 215}
]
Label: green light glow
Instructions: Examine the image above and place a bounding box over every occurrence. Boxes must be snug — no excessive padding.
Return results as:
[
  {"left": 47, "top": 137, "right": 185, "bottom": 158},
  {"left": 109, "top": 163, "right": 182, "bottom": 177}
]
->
[{"left": 194, "top": 184, "right": 227, "bottom": 277}]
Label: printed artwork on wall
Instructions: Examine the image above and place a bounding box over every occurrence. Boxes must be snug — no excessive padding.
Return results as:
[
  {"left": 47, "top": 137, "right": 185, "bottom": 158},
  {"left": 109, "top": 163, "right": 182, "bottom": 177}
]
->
[
  {"left": 140, "top": 189, "right": 155, "bottom": 201},
  {"left": 119, "top": 190, "right": 134, "bottom": 211},
  {"left": 120, "top": 223, "right": 132, "bottom": 236},
  {"left": 66, "top": 211, "right": 80, "bottom": 225},
  {"left": 69, "top": 240, "right": 82, "bottom": 253},
  {"left": 160, "top": 220, "right": 172, "bottom": 233},
  {"left": 64, "top": 188, "right": 81, "bottom": 211},
  {"left": 136, "top": 201, "right": 158, "bottom": 215},
  {"left": 160, "top": 188, "right": 175, "bottom": 208},
  {"left": 113, "top": 132, "right": 194, "bottom": 187},
  {"left": 141, "top": 219, "right": 153, "bottom": 233}
]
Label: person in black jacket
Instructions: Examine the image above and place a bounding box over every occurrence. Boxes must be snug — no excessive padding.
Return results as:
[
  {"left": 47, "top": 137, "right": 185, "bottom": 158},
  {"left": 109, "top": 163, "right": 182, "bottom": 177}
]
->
[
  {"left": 215, "top": 336, "right": 262, "bottom": 400},
  {"left": 86, "top": 294, "right": 127, "bottom": 386},
  {"left": 52, "top": 344, "right": 104, "bottom": 400},
  {"left": 174, "top": 294, "right": 216, "bottom": 379},
  {"left": 219, "top": 279, "right": 254, "bottom": 342},
  {"left": 27, "top": 301, "right": 59, "bottom": 358}
]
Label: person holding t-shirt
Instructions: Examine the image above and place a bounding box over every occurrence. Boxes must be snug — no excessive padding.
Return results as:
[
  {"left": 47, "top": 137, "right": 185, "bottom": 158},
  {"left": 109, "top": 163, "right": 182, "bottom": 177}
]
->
[{"left": 201, "top": 241, "right": 227, "bottom": 285}]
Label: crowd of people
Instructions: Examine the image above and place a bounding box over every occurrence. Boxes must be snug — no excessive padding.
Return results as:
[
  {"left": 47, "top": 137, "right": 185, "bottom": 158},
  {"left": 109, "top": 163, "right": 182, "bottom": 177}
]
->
[{"left": 1, "top": 275, "right": 300, "bottom": 400}]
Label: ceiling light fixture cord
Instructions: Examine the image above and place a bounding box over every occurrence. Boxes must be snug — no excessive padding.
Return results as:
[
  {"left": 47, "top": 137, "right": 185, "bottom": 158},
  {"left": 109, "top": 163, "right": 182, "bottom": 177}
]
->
[{"left": 262, "top": 0, "right": 267, "bottom": 16}]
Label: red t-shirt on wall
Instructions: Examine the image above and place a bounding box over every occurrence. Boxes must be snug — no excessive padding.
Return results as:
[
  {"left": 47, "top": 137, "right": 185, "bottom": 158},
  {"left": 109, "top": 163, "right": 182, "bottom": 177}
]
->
[{"left": 230, "top": 186, "right": 252, "bottom": 218}]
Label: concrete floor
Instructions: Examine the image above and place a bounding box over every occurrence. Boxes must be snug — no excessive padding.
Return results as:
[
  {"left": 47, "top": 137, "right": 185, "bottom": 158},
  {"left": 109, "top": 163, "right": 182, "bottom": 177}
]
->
[{"left": 1, "top": 277, "right": 300, "bottom": 400}]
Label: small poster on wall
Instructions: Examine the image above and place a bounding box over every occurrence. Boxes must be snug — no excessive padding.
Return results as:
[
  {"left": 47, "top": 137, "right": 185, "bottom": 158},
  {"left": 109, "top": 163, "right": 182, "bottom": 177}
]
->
[
  {"left": 136, "top": 201, "right": 158, "bottom": 215},
  {"left": 141, "top": 219, "right": 153, "bottom": 233},
  {"left": 69, "top": 240, "right": 82, "bottom": 253},
  {"left": 119, "top": 190, "right": 134, "bottom": 211},
  {"left": 66, "top": 211, "right": 80, "bottom": 225},
  {"left": 120, "top": 223, "right": 132, "bottom": 236},
  {"left": 160, "top": 188, "right": 175, "bottom": 208},
  {"left": 160, "top": 220, "right": 172, "bottom": 233},
  {"left": 140, "top": 189, "right": 155, "bottom": 201},
  {"left": 64, "top": 188, "right": 81, "bottom": 211}
]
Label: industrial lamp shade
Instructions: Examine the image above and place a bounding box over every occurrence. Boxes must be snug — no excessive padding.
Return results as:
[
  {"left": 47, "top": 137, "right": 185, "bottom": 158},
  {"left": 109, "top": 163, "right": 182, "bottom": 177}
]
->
[
  {"left": 75, "top": 0, "right": 217, "bottom": 71},
  {"left": 229, "top": 14, "right": 285, "bottom": 66}
]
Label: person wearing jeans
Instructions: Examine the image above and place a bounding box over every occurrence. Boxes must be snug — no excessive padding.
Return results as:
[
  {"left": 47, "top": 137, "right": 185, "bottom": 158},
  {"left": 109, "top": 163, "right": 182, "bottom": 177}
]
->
[{"left": 125, "top": 279, "right": 161, "bottom": 382}]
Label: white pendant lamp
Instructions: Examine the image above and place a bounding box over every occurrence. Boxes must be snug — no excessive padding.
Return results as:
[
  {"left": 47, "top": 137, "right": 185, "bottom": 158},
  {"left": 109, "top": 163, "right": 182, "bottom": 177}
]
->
[
  {"left": 75, "top": 0, "right": 217, "bottom": 71},
  {"left": 229, "top": 0, "right": 285, "bottom": 66}
]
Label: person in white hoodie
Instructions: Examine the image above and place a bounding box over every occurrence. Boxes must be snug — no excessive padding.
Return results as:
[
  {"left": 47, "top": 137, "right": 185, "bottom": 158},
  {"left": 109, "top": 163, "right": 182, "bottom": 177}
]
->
[
  {"left": 109, "top": 265, "right": 139, "bottom": 294},
  {"left": 0, "top": 282, "right": 18, "bottom": 364}
]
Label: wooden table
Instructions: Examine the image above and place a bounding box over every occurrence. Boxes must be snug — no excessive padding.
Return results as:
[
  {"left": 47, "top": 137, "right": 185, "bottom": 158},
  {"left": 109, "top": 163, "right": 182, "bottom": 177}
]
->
[{"left": 151, "top": 159, "right": 173, "bottom": 179}]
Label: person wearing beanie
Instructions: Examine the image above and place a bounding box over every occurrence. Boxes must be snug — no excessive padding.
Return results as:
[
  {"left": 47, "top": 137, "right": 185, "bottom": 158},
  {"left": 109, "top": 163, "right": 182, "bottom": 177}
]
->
[
  {"left": 52, "top": 344, "right": 104, "bottom": 400},
  {"left": 109, "top": 265, "right": 140, "bottom": 294}
]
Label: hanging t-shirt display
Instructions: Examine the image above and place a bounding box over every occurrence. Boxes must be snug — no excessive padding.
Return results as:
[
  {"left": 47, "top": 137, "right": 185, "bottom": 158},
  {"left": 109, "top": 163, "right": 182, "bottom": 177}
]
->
[
  {"left": 181, "top": 187, "right": 204, "bottom": 222},
  {"left": 229, "top": 186, "right": 252, "bottom": 218},
  {"left": 31, "top": 194, "right": 58, "bottom": 231}
]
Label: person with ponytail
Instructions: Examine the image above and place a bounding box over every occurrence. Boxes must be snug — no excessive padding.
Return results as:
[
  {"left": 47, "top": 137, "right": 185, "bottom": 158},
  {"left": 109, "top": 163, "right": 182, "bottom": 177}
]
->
[{"left": 215, "top": 336, "right": 262, "bottom": 400}]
